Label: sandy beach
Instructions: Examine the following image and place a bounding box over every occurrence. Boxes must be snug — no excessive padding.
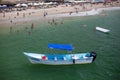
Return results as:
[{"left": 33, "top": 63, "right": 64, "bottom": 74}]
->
[{"left": 0, "top": 2, "right": 120, "bottom": 26}]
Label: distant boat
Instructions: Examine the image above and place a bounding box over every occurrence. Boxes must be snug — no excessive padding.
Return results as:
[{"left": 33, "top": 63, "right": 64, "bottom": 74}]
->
[
  {"left": 23, "top": 44, "right": 97, "bottom": 65},
  {"left": 96, "top": 27, "right": 110, "bottom": 33}
]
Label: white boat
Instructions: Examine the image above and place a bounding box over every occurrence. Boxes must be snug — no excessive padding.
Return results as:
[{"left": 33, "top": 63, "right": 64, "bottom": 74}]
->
[
  {"left": 23, "top": 44, "right": 97, "bottom": 65},
  {"left": 96, "top": 27, "right": 110, "bottom": 33},
  {"left": 24, "top": 52, "right": 97, "bottom": 65}
]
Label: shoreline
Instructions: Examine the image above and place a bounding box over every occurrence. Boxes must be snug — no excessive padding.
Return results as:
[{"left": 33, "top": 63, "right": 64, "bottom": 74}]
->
[{"left": 46, "top": 7, "right": 120, "bottom": 18}]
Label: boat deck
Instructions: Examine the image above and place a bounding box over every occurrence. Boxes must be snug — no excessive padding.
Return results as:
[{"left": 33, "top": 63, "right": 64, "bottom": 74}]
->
[{"left": 44, "top": 53, "right": 91, "bottom": 61}]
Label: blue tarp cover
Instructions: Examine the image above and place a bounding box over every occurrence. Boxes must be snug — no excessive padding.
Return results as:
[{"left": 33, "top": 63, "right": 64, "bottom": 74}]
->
[{"left": 48, "top": 44, "right": 73, "bottom": 51}]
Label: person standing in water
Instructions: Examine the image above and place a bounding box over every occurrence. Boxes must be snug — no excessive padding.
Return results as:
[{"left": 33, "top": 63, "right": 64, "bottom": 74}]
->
[
  {"left": 10, "top": 26, "right": 12, "bottom": 33},
  {"left": 31, "top": 23, "right": 34, "bottom": 29}
]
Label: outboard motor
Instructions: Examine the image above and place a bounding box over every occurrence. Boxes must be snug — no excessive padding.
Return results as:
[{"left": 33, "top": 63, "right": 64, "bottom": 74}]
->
[{"left": 90, "top": 52, "right": 97, "bottom": 62}]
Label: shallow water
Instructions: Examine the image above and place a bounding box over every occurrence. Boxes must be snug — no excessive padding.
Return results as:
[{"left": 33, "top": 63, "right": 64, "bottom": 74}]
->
[{"left": 0, "top": 10, "right": 120, "bottom": 80}]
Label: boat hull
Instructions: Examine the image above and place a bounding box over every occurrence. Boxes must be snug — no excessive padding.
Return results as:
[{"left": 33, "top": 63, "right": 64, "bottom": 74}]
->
[
  {"left": 96, "top": 27, "right": 110, "bottom": 33},
  {"left": 23, "top": 52, "right": 94, "bottom": 65}
]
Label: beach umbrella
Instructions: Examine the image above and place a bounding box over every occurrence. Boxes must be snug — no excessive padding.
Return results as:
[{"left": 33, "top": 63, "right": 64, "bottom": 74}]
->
[
  {"left": 15, "top": 4, "right": 21, "bottom": 7},
  {"left": 48, "top": 2, "right": 54, "bottom": 5},
  {"left": 21, "top": 3, "right": 28, "bottom": 7},
  {"left": 38, "top": 2, "right": 44, "bottom": 5},
  {"left": 33, "top": 3, "right": 39, "bottom": 6},
  {"left": 44, "top": 2, "right": 54, "bottom": 5},
  {"left": 3, "top": 5, "right": 7, "bottom": 7},
  {"left": 0, "top": 5, "right": 7, "bottom": 9},
  {"left": 28, "top": 3, "right": 33, "bottom": 6},
  {"left": 74, "top": 1, "right": 87, "bottom": 3}
]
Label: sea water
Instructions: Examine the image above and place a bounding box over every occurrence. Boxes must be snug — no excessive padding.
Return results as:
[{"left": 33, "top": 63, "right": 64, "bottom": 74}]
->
[{"left": 0, "top": 10, "right": 120, "bottom": 80}]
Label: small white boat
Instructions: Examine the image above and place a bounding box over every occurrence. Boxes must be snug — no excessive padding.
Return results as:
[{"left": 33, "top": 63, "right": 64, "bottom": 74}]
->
[
  {"left": 96, "top": 27, "right": 110, "bottom": 33},
  {"left": 23, "top": 44, "right": 97, "bottom": 65}
]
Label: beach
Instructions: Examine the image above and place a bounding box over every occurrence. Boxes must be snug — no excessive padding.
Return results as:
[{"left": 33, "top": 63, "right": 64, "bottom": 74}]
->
[{"left": 0, "top": 2, "right": 120, "bottom": 26}]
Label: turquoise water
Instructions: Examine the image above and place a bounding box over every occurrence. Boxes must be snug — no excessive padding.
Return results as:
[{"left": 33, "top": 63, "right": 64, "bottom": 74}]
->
[{"left": 0, "top": 10, "right": 120, "bottom": 80}]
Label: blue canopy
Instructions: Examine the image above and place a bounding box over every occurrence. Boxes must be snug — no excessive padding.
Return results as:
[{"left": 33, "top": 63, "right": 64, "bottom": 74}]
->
[
  {"left": 0, "top": 6, "right": 7, "bottom": 9},
  {"left": 48, "top": 44, "right": 73, "bottom": 51}
]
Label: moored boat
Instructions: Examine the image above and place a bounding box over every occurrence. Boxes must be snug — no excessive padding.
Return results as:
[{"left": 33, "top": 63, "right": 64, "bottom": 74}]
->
[
  {"left": 23, "top": 44, "right": 97, "bottom": 65},
  {"left": 23, "top": 52, "right": 97, "bottom": 65}
]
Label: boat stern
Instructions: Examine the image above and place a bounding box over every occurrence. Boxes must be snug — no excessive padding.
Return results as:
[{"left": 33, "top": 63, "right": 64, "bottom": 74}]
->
[{"left": 90, "top": 52, "right": 97, "bottom": 62}]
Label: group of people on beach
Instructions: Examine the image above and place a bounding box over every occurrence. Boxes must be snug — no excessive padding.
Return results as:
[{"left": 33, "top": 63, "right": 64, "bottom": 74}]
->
[{"left": 0, "top": 1, "right": 119, "bottom": 35}]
